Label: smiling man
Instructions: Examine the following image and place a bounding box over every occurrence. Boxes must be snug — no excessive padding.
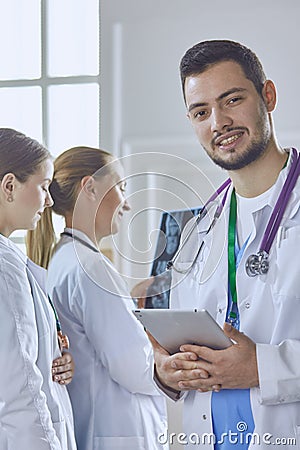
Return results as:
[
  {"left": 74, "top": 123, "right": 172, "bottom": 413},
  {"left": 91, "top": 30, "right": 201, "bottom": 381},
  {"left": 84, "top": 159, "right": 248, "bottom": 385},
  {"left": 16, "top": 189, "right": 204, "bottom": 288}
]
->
[{"left": 152, "top": 40, "right": 300, "bottom": 449}]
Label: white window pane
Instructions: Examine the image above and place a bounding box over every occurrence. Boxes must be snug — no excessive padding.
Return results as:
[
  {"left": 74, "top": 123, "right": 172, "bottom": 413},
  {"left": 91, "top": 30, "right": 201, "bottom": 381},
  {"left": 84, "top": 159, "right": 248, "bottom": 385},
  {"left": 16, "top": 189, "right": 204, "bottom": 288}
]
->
[
  {"left": 0, "top": 0, "right": 40, "bottom": 80},
  {"left": 48, "top": 83, "right": 99, "bottom": 155},
  {"left": 0, "top": 87, "right": 43, "bottom": 142},
  {"left": 48, "top": 0, "right": 99, "bottom": 76}
]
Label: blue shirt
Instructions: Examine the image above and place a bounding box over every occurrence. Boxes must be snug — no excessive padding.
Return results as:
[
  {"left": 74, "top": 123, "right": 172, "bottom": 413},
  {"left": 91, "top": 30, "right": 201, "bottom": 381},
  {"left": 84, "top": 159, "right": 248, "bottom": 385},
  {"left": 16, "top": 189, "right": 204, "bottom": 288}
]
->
[{"left": 211, "top": 235, "right": 254, "bottom": 449}]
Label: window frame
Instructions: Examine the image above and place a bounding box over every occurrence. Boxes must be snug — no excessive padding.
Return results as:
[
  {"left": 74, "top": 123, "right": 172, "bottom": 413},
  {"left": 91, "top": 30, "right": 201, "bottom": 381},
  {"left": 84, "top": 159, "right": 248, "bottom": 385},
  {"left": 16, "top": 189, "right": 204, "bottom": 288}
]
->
[
  {"left": 0, "top": 0, "right": 101, "bottom": 150},
  {"left": 0, "top": 0, "right": 101, "bottom": 248}
]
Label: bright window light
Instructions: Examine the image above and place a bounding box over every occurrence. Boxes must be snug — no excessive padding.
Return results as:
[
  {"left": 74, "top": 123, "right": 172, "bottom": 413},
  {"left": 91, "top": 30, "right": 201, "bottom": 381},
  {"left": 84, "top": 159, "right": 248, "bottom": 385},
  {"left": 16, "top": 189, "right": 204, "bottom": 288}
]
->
[
  {"left": 48, "top": 83, "right": 99, "bottom": 155},
  {"left": 0, "top": 0, "right": 41, "bottom": 80},
  {"left": 47, "top": 0, "right": 99, "bottom": 76},
  {"left": 0, "top": 87, "right": 42, "bottom": 142},
  {"left": 0, "top": 0, "right": 100, "bottom": 250}
]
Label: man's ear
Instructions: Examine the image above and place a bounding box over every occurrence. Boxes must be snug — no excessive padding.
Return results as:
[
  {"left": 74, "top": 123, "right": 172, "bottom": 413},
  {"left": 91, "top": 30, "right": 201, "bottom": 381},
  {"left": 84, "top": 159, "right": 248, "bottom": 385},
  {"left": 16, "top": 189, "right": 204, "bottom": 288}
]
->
[
  {"left": 262, "top": 79, "right": 277, "bottom": 112},
  {"left": 80, "top": 175, "right": 96, "bottom": 200},
  {"left": 1, "top": 173, "right": 16, "bottom": 201}
]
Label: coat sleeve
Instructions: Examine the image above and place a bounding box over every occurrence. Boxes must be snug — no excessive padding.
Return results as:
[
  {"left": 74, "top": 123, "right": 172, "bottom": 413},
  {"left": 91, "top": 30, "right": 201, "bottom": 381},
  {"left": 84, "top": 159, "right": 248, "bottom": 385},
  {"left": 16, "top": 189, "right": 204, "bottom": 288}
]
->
[
  {"left": 0, "top": 254, "right": 62, "bottom": 450},
  {"left": 73, "top": 259, "right": 160, "bottom": 396},
  {"left": 256, "top": 340, "right": 300, "bottom": 405}
]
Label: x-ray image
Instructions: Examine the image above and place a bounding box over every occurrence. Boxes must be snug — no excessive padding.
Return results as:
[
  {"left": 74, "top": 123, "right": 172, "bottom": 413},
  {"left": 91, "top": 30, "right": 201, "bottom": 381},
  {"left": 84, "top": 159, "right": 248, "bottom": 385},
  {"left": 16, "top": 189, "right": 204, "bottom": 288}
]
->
[{"left": 145, "top": 207, "right": 201, "bottom": 308}]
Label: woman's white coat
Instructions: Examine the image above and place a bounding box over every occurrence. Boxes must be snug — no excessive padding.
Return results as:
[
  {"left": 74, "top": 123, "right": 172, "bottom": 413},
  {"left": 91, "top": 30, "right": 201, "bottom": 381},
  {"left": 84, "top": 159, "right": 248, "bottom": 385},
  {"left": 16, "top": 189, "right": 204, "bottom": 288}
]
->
[
  {"left": 0, "top": 235, "right": 76, "bottom": 450},
  {"left": 47, "top": 229, "right": 168, "bottom": 450}
]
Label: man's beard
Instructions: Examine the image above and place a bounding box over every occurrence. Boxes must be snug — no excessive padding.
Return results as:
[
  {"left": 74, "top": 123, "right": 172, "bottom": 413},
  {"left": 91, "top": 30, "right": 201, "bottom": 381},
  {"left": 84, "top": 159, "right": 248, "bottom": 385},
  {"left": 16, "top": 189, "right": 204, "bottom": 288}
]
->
[
  {"left": 203, "top": 111, "right": 271, "bottom": 171},
  {"left": 207, "top": 138, "right": 270, "bottom": 171}
]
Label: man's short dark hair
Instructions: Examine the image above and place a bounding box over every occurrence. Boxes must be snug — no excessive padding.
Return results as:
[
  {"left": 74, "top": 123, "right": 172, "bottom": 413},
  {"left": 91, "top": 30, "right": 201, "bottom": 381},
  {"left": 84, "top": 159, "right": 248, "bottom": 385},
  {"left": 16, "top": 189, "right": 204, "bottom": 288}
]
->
[{"left": 180, "top": 40, "right": 266, "bottom": 102}]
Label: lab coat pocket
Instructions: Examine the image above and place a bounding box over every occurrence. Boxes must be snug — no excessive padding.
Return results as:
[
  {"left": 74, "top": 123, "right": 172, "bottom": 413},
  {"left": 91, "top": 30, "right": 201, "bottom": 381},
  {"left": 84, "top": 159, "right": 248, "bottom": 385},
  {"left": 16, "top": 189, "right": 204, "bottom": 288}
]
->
[
  {"left": 94, "top": 436, "right": 146, "bottom": 450},
  {"left": 53, "top": 420, "right": 67, "bottom": 449}
]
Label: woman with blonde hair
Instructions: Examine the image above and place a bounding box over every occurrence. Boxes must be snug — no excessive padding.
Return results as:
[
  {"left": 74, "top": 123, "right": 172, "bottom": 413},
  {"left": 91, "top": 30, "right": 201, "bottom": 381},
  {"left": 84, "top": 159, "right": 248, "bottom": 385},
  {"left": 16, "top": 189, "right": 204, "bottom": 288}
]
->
[
  {"left": 27, "top": 146, "right": 168, "bottom": 450},
  {"left": 0, "top": 128, "right": 76, "bottom": 450}
]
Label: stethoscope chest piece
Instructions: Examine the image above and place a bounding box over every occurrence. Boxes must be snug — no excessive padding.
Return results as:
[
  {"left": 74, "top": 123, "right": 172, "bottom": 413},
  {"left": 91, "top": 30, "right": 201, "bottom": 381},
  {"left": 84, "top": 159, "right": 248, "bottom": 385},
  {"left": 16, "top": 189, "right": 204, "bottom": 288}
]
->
[{"left": 245, "top": 251, "right": 269, "bottom": 277}]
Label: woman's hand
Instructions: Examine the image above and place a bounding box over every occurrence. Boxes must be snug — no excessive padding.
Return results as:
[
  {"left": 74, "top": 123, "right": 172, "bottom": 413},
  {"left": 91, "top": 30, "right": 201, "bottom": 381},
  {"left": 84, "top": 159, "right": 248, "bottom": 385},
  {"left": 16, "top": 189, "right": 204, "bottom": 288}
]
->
[
  {"left": 52, "top": 352, "right": 74, "bottom": 386},
  {"left": 130, "top": 277, "right": 154, "bottom": 308}
]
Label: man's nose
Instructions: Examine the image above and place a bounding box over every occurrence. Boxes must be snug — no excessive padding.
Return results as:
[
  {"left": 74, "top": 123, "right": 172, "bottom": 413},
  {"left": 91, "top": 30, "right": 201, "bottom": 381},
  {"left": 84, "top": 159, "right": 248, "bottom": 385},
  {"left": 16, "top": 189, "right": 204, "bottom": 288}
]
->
[{"left": 210, "top": 107, "right": 233, "bottom": 134}]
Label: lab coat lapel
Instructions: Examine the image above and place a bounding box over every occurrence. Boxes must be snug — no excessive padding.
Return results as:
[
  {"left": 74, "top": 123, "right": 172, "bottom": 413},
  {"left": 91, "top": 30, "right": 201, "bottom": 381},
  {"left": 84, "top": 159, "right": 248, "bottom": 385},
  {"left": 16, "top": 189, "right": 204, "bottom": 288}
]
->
[
  {"left": 26, "top": 258, "right": 47, "bottom": 296},
  {"left": 199, "top": 191, "right": 230, "bottom": 286}
]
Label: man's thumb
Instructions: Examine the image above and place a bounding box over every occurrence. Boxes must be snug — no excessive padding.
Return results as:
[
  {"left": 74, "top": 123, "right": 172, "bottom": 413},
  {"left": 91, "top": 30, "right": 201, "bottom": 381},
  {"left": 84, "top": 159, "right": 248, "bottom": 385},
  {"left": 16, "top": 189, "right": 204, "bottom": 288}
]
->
[{"left": 223, "top": 322, "right": 244, "bottom": 343}]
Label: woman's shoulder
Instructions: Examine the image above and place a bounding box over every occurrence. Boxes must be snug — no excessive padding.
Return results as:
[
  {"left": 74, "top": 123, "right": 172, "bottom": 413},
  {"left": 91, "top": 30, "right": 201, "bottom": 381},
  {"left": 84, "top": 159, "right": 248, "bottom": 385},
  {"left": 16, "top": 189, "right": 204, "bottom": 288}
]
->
[
  {"left": 0, "top": 241, "right": 31, "bottom": 298},
  {"left": 0, "top": 238, "right": 26, "bottom": 272},
  {"left": 78, "top": 250, "right": 130, "bottom": 296}
]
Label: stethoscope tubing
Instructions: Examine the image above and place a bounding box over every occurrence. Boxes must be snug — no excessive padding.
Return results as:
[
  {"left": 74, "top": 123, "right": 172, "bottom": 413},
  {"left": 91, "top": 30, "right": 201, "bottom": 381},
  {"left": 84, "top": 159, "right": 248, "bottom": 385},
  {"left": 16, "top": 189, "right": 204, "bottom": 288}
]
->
[
  {"left": 167, "top": 178, "right": 231, "bottom": 273},
  {"left": 260, "top": 148, "right": 300, "bottom": 254},
  {"left": 168, "top": 148, "right": 300, "bottom": 276}
]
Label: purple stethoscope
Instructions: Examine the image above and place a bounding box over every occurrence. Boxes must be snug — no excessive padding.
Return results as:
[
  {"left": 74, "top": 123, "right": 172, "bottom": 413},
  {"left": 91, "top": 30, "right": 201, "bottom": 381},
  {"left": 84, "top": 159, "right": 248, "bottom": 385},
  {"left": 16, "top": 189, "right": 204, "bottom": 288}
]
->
[{"left": 167, "top": 148, "right": 300, "bottom": 277}]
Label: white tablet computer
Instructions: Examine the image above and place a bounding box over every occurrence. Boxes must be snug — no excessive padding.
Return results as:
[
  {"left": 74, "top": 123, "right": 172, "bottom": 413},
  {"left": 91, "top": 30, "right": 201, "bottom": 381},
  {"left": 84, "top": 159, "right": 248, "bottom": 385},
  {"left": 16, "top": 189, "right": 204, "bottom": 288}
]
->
[{"left": 132, "top": 309, "right": 232, "bottom": 354}]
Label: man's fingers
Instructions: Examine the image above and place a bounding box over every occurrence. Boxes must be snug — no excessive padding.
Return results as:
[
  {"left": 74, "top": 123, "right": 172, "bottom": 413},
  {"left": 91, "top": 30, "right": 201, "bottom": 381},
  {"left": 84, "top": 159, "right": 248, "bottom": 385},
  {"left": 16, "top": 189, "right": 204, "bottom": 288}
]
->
[
  {"left": 180, "top": 344, "right": 215, "bottom": 362},
  {"left": 178, "top": 377, "right": 221, "bottom": 391},
  {"left": 170, "top": 358, "right": 210, "bottom": 378}
]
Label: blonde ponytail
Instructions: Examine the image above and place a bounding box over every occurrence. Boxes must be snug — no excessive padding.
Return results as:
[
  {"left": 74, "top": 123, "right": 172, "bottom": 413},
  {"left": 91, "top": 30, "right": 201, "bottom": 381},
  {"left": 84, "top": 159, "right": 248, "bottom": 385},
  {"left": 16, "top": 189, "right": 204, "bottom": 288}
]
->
[
  {"left": 27, "top": 146, "right": 114, "bottom": 269},
  {"left": 26, "top": 207, "right": 56, "bottom": 269}
]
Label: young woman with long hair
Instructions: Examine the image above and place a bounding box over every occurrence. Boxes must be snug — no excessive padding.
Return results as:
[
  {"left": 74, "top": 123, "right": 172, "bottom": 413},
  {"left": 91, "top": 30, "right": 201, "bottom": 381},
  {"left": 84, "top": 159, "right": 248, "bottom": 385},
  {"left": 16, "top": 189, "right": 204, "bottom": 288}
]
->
[{"left": 0, "top": 128, "right": 76, "bottom": 450}]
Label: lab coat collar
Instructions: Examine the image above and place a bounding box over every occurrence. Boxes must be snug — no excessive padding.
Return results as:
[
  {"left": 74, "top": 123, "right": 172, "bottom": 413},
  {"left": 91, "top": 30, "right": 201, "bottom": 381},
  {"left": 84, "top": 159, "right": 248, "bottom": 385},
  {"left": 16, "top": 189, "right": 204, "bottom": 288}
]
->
[
  {"left": 26, "top": 258, "right": 47, "bottom": 293},
  {"left": 268, "top": 147, "right": 296, "bottom": 210},
  {"left": 221, "top": 148, "right": 292, "bottom": 212},
  {"left": 203, "top": 148, "right": 300, "bottom": 253},
  {"left": 63, "top": 227, "right": 99, "bottom": 253},
  {"left": 0, "top": 233, "right": 27, "bottom": 264},
  {"left": 220, "top": 147, "right": 300, "bottom": 217},
  {"left": 0, "top": 233, "right": 47, "bottom": 292},
  {"left": 265, "top": 148, "right": 300, "bottom": 221},
  {"left": 282, "top": 148, "right": 300, "bottom": 220}
]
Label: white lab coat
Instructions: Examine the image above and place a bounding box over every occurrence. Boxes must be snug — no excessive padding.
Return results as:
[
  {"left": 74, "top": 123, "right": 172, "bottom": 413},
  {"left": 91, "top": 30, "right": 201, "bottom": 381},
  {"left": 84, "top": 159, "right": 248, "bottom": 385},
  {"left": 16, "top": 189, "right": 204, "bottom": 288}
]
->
[
  {"left": 0, "top": 234, "right": 76, "bottom": 450},
  {"left": 169, "top": 149, "right": 300, "bottom": 449},
  {"left": 47, "top": 229, "right": 168, "bottom": 450}
]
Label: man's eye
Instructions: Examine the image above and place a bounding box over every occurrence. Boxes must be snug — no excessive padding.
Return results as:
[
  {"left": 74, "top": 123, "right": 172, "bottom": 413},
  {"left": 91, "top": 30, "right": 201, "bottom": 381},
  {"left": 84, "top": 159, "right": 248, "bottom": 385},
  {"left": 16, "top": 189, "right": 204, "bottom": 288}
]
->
[
  {"left": 228, "top": 96, "right": 242, "bottom": 104},
  {"left": 193, "top": 110, "right": 206, "bottom": 119}
]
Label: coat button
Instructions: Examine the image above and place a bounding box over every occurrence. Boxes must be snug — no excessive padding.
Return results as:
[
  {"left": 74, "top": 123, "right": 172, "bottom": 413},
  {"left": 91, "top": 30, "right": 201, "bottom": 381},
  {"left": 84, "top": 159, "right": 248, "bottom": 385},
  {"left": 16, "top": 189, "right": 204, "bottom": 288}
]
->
[
  {"left": 245, "top": 302, "right": 250, "bottom": 309},
  {"left": 218, "top": 308, "right": 222, "bottom": 314},
  {"left": 202, "top": 414, "right": 207, "bottom": 420}
]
